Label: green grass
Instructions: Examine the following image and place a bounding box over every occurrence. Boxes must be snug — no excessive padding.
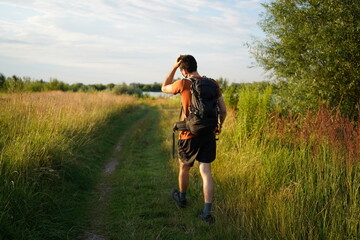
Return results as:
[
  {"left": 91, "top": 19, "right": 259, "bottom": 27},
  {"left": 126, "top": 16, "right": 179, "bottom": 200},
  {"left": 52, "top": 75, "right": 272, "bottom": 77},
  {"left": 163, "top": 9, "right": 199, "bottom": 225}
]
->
[
  {"left": 0, "top": 92, "right": 141, "bottom": 239},
  {"left": 102, "top": 105, "right": 199, "bottom": 239},
  {"left": 81, "top": 92, "right": 359, "bottom": 239},
  {"left": 213, "top": 87, "right": 360, "bottom": 239},
  {"left": 98, "top": 103, "right": 245, "bottom": 239},
  {"left": 1, "top": 91, "right": 358, "bottom": 239}
]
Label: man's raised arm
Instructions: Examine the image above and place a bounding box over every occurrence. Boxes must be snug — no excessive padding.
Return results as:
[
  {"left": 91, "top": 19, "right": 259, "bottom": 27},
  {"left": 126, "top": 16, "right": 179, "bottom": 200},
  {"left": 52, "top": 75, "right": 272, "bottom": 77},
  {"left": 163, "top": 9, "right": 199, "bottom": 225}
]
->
[{"left": 162, "top": 57, "right": 182, "bottom": 94}]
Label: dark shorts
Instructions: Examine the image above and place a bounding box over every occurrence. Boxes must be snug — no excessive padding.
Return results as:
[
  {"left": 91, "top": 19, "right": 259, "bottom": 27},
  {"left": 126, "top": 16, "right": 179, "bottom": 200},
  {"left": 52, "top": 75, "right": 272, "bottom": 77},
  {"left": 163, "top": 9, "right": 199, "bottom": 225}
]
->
[{"left": 178, "top": 133, "right": 216, "bottom": 167}]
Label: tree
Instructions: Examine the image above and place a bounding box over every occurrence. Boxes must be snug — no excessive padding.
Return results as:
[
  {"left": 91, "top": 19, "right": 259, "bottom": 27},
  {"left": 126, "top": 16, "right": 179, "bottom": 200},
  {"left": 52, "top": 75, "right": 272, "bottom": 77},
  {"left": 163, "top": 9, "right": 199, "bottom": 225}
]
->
[
  {"left": 106, "top": 83, "right": 115, "bottom": 91},
  {"left": 89, "top": 84, "right": 106, "bottom": 91},
  {"left": 252, "top": 0, "right": 360, "bottom": 117},
  {"left": 46, "top": 78, "right": 68, "bottom": 91},
  {"left": 69, "top": 83, "right": 84, "bottom": 92},
  {"left": 5, "top": 75, "right": 24, "bottom": 92},
  {"left": 112, "top": 83, "right": 129, "bottom": 95},
  {"left": 24, "top": 80, "right": 46, "bottom": 92},
  {"left": 150, "top": 82, "right": 161, "bottom": 92},
  {"left": 0, "top": 73, "right": 5, "bottom": 90}
]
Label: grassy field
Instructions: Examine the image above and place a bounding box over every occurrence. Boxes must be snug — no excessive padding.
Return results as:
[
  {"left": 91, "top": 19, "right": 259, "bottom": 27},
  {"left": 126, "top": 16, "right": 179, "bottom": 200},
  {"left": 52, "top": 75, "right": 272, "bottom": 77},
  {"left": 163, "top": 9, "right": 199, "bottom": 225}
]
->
[
  {"left": 0, "top": 92, "right": 139, "bottom": 239},
  {"left": 94, "top": 92, "right": 359, "bottom": 239},
  {"left": 213, "top": 86, "right": 359, "bottom": 239},
  {"left": 0, "top": 91, "right": 359, "bottom": 239},
  {"left": 158, "top": 90, "right": 358, "bottom": 239}
]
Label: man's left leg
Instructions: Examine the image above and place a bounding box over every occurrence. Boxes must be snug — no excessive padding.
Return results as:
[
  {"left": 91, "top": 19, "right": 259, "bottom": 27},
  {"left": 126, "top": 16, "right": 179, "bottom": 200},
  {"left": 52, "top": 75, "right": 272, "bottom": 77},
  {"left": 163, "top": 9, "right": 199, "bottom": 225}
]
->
[
  {"left": 179, "top": 160, "right": 191, "bottom": 194},
  {"left": 172, "top": 160, "right": 191, "bottom": 208}
]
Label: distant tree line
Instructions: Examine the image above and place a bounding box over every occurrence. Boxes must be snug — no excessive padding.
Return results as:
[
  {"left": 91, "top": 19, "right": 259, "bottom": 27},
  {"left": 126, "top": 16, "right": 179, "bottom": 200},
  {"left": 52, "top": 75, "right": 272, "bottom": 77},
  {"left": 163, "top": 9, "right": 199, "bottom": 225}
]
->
[{"left": 0, "top": 73, "right": 162, "bottom": 96}]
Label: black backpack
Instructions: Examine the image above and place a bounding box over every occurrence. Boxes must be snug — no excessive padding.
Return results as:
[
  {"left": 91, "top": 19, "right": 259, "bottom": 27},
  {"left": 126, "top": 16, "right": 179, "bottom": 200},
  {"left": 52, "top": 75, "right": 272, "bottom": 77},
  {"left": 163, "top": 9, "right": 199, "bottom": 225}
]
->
[{"left": 174, "top": 77, "right": 219, "bottom": 136}]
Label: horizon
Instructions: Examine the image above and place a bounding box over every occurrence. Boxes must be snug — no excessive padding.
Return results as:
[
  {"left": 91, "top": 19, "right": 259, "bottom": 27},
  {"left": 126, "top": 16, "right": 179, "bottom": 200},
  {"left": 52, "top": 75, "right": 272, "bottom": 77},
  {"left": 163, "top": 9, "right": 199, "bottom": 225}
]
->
[{"left": 0, "top": 0, "right": 266, "bottom": 85}]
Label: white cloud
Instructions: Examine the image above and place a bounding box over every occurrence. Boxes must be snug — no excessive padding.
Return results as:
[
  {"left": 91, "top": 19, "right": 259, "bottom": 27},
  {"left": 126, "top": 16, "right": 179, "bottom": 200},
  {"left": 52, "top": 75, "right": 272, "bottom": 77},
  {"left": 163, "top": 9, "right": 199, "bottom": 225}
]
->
[
  {"left": 0, "top": 0, "right": 265, "bottom": 84},
  {"left": 235, "top": 0, "right": 263, "bottom": 9}
]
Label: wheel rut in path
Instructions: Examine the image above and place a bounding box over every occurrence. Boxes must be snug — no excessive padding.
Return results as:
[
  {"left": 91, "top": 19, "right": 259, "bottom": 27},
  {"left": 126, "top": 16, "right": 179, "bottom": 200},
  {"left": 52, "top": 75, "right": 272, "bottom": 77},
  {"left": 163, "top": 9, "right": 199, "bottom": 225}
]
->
[{"left": 82, "top": 110, "right": 151, "bottom": 240}]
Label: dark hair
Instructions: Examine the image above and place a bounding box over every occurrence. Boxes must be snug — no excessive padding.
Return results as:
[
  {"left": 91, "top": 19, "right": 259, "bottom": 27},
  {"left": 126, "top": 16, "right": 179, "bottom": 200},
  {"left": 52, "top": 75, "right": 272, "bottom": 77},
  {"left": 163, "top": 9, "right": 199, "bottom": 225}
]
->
[{"left": 177, "top": 55, "right": 197, "bottom": 73}]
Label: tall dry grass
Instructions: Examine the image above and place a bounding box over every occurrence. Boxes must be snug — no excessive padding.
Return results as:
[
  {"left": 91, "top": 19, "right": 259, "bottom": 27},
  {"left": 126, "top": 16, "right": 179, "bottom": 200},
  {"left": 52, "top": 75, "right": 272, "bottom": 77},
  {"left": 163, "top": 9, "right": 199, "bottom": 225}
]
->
[
  {"left": 0, "top": 91, "right": 137, "bottom": 239},
  {"left": 214, "top": 86, "right": 359, "bottom": 239}
]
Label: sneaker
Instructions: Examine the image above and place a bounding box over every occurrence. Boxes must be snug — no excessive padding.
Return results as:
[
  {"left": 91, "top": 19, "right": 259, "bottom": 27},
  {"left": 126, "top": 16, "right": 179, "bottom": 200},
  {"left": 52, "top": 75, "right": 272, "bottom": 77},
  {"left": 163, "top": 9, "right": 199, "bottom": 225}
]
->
[
  {"left": 199, "top": 212, "right": 215, "bottom": 224},
  {"left": 172, "top": 189, "right": 186, "bottom": 208}
]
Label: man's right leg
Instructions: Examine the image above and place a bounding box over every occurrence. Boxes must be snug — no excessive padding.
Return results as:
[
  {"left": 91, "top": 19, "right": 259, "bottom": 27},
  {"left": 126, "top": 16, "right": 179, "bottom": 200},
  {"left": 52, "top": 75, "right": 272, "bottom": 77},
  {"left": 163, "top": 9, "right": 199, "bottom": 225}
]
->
[
  {"left": 199, "top": 162, "right": 214, "bottom": 204},
  {"left": 199, "top": 162, "right": 215, "bottom": 222}
]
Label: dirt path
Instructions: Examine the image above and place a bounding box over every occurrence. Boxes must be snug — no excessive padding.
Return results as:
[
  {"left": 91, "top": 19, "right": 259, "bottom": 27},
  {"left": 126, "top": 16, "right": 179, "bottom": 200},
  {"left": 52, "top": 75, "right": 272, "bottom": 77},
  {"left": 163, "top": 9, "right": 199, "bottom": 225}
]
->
[
  {"left": 82, "top": 110, "right": 151, "bottom": 240},
  {"left": 80, "top": 104, "right": 221, "bottom": 239}
]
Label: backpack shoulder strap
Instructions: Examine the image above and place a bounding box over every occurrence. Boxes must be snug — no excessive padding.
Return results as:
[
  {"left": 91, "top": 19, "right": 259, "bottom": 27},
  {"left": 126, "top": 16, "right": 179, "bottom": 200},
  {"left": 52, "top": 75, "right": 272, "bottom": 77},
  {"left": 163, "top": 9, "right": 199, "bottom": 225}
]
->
[{"left": 178, "top": 105, "right": 183, "bottom": 120}]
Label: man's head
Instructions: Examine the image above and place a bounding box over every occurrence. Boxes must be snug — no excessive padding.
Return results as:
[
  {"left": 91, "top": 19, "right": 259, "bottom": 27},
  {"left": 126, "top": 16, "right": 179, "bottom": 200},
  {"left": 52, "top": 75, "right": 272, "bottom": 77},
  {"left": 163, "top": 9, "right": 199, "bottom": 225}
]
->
[{"left": 177, "top": 55, "right": 197, "bottom": 73}]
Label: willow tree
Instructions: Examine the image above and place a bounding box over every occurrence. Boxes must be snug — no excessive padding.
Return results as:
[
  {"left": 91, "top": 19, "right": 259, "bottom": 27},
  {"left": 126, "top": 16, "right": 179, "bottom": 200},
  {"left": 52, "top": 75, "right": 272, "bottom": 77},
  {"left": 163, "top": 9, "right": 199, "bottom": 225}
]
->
[{"left": 253, "top": 0, "right": 360, "bottom": 117}]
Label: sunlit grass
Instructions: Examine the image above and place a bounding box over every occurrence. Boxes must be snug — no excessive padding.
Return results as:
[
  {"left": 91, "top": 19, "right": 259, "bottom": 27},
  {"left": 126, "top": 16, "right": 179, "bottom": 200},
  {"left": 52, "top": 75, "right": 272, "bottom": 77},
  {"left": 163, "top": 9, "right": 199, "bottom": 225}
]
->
[
  {"left": 213, "top": 86, "right": 359, "bottom": 239},
  {"left": 1, "top": 90, "right": 358, "bottom": 239},
  {"left": 0, "top": 91, "right": 138, "bottom": 239},
  {"left": 158, "top": 86, "right": 359, "bottom": 239}
]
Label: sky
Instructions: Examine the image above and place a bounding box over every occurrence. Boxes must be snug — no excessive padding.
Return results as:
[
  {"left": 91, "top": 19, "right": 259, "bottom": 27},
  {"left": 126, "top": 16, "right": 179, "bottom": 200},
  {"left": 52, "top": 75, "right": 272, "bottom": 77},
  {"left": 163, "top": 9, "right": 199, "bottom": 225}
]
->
[{"left": 0, "top": 0, "right": 266, "bottom": 85}]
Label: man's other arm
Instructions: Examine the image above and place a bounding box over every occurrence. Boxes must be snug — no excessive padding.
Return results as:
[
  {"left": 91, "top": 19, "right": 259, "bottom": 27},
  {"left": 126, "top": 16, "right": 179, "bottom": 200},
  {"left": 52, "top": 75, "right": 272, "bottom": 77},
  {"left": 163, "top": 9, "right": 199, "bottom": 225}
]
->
[{"left": 218, "top": 96, "right": 227, "bottom": 126}]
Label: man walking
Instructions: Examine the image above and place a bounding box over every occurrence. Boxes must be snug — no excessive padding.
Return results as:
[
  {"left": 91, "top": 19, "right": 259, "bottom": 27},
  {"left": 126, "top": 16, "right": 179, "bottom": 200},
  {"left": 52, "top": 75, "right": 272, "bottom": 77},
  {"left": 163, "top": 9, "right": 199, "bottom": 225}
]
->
[{"left": 162, "top": 55, "right": 227, "bottom": 223}]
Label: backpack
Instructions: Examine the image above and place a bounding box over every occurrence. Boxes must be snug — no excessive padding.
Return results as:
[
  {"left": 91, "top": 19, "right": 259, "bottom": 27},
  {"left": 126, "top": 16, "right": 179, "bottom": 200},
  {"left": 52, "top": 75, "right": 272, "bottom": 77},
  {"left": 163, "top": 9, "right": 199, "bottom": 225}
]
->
[{"left": 174, "top": 77, "right": 219, "bottom": 136}]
